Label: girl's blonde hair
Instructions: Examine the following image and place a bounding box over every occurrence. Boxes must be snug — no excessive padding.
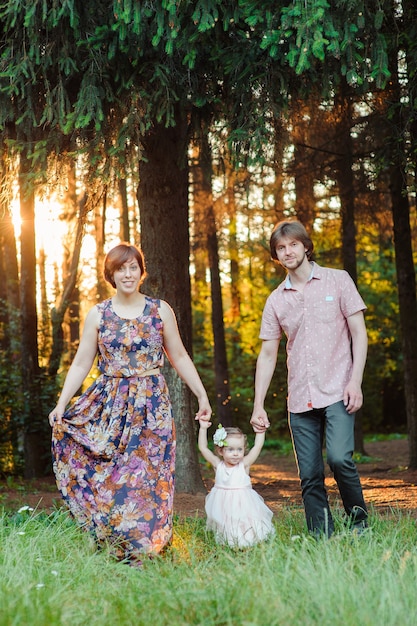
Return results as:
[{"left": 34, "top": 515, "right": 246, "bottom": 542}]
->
[{"left": 214, "top": 427, "right": 248, "bottom": 456}]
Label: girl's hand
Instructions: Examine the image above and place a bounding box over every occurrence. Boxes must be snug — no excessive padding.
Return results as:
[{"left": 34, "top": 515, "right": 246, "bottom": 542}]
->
[
  {"left": 48, "top": 406, "right": 64, "bottom": 427},
  {"left": 198, "top": 418, "right": 212, "bottom": 430}
]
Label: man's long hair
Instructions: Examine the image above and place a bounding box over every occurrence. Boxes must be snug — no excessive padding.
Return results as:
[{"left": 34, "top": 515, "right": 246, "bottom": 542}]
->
[{"left": 269, "top": 220, "right": 314, "bottom": 261}]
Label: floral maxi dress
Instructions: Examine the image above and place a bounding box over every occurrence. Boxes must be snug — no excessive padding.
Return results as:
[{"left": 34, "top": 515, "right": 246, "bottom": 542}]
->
[{"left": 52, "top": 297, "right": 175, "bottom": 559}]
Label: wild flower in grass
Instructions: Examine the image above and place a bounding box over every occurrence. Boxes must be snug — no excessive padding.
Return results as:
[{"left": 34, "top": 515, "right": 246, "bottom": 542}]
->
[
  {"left": 17, "top": 531, "right": 25, "bottom": 535},
  {"left": 36, "top": 584, "right": 45, "bottom": 589},
  {"left": 17, "top": 506, "right": 34, "bottom": 514},
  {"left": 51, "top": 571, "right": 58, "bottom": 576}
]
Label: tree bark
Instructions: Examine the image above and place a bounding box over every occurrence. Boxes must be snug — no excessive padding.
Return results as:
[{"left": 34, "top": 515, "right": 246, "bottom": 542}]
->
[
  {"left": 198, "top": 130, "right": 232, "bottom": 425},
  {"left": 291, "top": 99, "right": 317, "bottom": 227},
  {"left": 190, "top": 144, "right": 209, "bottom": 287},
  {"left": 207, "top": 218, "right": 232, "bottom": 425},
  {"left": 225, "top": 163, "right": 241, "bottom": 326},
  {"left": 95, "top": 189, "right": 108, "bottom": 302},
  {"left": 68, "top": 286, "right": 80, "bottom": 364},
  {"left": 19, "top": 149, "right": 47, "bottom": 478},
  {"left": 0, "top": 146, "right": 22, "bottom": 471},
  {"left": 48, "top": 193, "right": 88, "bottom": 377},
  {"left": 118, "top": 177, "right": 130, "bottom": 242},
  {"left": 332, "top": 85, "right": 367, "bottom": 456},
  {"left": 389, "top": 166, "right": 417, "bottom": 468},
  {"left": 401, "top": 0, "right": 417, "bottom": 468},
  {"left": 138, "top": 110, "right": 205, "bottom": 493},
  {"left": 385, "top": 28, "right": 417, "bottom": 468},
  {"left": 0, "top": 194, "right": 20, "bottom": 330},
  {"left": 272, "top": 116, "right": 287, "bottom": 221}
]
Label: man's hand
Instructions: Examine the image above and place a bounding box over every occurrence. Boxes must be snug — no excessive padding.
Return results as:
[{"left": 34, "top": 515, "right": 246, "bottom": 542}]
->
[{"left": 343, "top": 380, "right": 363, "bottom": 414}]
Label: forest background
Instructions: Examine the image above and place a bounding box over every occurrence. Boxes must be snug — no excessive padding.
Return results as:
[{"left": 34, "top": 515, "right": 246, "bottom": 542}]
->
[{"left": 0, "top": 1, "right": 416, "bottom": 492}]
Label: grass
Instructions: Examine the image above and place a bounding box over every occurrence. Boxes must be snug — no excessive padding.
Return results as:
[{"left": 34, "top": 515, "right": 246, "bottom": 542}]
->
[{"left": 1, "top": 505, "right": 416, "bottom": 625}]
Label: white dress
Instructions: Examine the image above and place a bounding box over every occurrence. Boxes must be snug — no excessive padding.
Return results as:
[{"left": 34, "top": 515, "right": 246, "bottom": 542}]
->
[{"left": 205, "top": 461, "right": 275, "bottom": 548}]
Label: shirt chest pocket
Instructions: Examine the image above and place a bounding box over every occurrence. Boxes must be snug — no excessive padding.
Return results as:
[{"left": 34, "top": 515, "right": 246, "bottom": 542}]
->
[{"left": 312, "top": 299, "right": 338, "bottom": 323}]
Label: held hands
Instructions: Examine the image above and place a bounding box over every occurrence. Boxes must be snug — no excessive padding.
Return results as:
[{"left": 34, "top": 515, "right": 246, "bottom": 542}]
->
[
  {"left": 343, "top": 380, "right": 363, "bottom": 414},
  {"left": 197, "top": 417, "right": 211, "bottom": 430},
  {"left": 250, "top": 407, "right": 270, "bottom": 433},
  {"left": 195, "top": 397, "right": 212, "bottom": 424}
]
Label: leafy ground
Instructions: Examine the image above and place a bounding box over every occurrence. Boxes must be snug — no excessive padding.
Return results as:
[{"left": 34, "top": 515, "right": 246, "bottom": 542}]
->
[
  {"left": 1, "top": 436, "right": 416, "bottom": 519},
  {"left": 179, "top": 436, "right": 417, "bottom": 520}
]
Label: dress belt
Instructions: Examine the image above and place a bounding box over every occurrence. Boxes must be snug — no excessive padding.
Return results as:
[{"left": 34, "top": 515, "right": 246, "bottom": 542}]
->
[
  {"left": 212, "top": 485, "right": 251, "bottom": 490},
  {"left": 138, "top": 368, "right": 160, "bottom": 377}
]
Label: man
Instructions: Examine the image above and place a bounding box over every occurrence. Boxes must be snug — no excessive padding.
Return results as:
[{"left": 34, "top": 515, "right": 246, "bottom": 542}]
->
[{"left": 251, "top": 220, "right": 368, "bottom": 537}]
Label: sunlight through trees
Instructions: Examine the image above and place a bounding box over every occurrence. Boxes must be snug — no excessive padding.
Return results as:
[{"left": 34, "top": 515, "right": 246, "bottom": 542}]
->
[{"left": 0, "top": 1, "right": 416, "bottom": 479}]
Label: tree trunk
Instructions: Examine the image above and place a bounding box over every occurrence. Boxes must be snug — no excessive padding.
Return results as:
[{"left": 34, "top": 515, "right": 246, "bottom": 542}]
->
[
  {"left": 332, "top": 85, "right": 367, "bottom": 456},
  {"left": 19, "top": 149, "right": 48, "bottom": 478},
  {"left": 68, "top": 286, "right": 80, "bottom": 364},
  {"left": 0, "top": 202, "right": 20, "bottom": 332},
  {"left": 272, "top": 116, "right": 287, "bottom": 221},
  {"left": 389, "top": 166, "right": 417, "bottom": 468},
  {"left": 95, "top": 189, "right": 108, "bottom": 302},
  {"left": 0, "top": 244, "right": 8, "bottom": 349},
  {"left": 38, "top": 248, "right": 51, "bottom": 360},
  {"left": 48, "top": 194, "right": 88, "bottom": 377},
  {"left": 381, "top": 23, "right": 417, "bottom": 468},
  {"left": 190, "top": 144, "right": 209, "bottom": 287},
  {"left": 207, "top": 220, "right": 232, "bottom": 425},
  {"left": 0, "top": 148, "right": 22, "bottom": 470},
  {"left": 200, "top": 131, "right": 232, "bottom": 425},
  {"left": 292, "top": 99, "right": 317, "bottom": 227},
  {"left": 400, "top": 0, "right": 417, "bottom": 468},
  {"left": 118, "top": 177, "right": 130, "bottom": 242},
  {"left": 138, "top": 110, "right": 205, "bottom": 493},
  {"left": 225, "top": 164, "right": 241, "bottom": 326}
]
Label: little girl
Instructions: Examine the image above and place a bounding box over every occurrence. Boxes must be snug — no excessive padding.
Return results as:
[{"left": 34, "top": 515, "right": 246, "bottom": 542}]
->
[{"left": 198, "top": 421, "right": 275, "bottom": 548}]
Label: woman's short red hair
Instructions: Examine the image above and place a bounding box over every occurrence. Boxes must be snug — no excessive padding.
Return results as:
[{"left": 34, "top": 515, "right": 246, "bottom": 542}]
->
[{"left": 104, "top": 243, "right": 147, "bottom": 289}]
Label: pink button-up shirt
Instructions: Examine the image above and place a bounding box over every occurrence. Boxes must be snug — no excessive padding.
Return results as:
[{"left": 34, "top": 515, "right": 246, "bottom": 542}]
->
[{"left": 259, "top": 263, "right": 366, "bottom": 413}]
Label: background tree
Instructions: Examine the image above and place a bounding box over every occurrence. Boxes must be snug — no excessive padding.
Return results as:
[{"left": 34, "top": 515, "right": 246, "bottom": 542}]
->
[
  {"left": 0, "top": 0, "right": 416, "bottom": 479},
  {"left": 191, "top": 123, "right": 232, "bottom": 427},
  {"left": 137, "top": 110, "right": 204, "bottom": 492}
]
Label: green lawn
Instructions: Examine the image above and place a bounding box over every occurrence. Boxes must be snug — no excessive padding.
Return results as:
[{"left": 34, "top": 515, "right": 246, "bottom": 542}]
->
[{"left": 1, "top": 505, "right": 416, "bottom": 625}]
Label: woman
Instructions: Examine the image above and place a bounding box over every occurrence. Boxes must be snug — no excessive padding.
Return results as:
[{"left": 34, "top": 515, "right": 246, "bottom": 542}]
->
[{"left": 49, "top": 243, "right": 211, "bottom": 564}]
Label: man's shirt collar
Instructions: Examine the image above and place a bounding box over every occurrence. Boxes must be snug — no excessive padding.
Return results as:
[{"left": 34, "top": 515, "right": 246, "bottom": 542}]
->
[{"left": 284, "top": 261, "right": 317, "bottom": 289}]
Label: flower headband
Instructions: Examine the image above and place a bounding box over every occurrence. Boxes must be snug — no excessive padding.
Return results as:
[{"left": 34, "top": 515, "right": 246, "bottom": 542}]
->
[{"left": 213, "top": 424, "right": 228, "bottom": 447}]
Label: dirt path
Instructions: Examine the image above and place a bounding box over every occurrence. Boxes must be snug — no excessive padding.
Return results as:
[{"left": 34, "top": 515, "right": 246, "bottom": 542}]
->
[
  {"left": 1, "top": 438, "right": 416, "bottom": 519},
  {"left": 174, "top": 437, "right": 417, "bottom": 519}
]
